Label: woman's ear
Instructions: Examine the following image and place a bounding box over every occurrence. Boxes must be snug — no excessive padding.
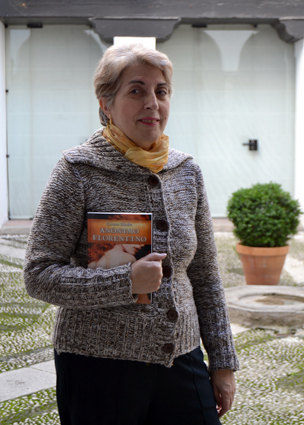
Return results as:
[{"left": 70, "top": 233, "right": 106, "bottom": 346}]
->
[{"left": 99, "top": 98, "right": 109, "bottom": 117}]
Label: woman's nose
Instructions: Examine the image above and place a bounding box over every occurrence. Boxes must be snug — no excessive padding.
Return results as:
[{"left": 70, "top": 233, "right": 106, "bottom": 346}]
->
[{"left": 144, "top": 92, "right": 158, "bottom": 110}]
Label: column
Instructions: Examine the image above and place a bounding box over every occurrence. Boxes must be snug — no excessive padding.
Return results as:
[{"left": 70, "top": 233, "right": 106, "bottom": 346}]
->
[
  {"left": 294, "top": 39, "right": 304, "bottom": 227},
  {"left": 0, "top": 22, "right": 8, "bottom": 227}
]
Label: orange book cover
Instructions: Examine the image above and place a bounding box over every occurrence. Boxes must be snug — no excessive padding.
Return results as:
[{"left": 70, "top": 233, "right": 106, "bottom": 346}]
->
[{"left": 87, "top": 212, "right": 153, "bottom": 304}]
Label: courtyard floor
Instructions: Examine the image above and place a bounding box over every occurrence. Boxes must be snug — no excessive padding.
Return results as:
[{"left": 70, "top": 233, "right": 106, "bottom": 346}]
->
[{"left": 0, "top": 233, "right": 304, "bottom": 424}]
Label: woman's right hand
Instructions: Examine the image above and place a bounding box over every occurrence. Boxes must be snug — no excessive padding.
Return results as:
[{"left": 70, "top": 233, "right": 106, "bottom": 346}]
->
[{"left": 130, "top": 253, "right": 167, "bottom": 294}]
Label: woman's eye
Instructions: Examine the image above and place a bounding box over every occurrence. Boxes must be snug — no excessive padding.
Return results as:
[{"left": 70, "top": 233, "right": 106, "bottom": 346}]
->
[
  {"left": 130, "top": 88, "right": 141, "bottom": 94},
  {"left": 157, "top": 89, "right": 168, "bottom": 96}
]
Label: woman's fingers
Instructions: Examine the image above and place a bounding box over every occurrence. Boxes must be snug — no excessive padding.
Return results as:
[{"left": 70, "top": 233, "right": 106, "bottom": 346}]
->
[
  {"left": 143, "top": 252, "right": 167, "bottom": 262},
  {"left": 130, "top": 252, "right": 167, "bottom": 294},
  {"left": 210, "top": 369, "right": 236, "bottom": 418}
]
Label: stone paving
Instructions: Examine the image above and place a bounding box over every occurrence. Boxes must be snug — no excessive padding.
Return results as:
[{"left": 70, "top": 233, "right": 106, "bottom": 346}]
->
[
  {"left": 1, "top": 229, "right": 304, "bottom": 424},
  {"left": 0, "top": 361, "right": 56, "bottom": 402},
  {"left": 0, "top": 237, "right": 56, "bottom": 403}
]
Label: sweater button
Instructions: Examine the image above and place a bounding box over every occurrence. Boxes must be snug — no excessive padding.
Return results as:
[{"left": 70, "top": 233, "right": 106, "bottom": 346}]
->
[
  {"left": 167, "top": 309, "right": 178, "bottom": 321},
  {"left": 148, "top": 175, "right": 160, "bottom": 187},
  {"left": 162, "top": 343, "right": 175, "bottom": 354},
  {"left": 157, "top": 219, "right": 169, "bottom": 231},
  {"left": 162, "top": 265, "right": 172, "bottom": 278}
]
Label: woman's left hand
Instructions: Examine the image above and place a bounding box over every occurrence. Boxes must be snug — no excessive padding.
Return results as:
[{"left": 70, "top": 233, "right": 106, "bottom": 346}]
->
[{"left": 210, "top": 369, "right": 236, "bottom": 418}]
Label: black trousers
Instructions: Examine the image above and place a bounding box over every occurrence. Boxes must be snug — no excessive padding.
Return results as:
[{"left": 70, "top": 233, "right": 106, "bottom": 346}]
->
[{"left": 54, "top": 347, "right": 221, "bottom": 425}]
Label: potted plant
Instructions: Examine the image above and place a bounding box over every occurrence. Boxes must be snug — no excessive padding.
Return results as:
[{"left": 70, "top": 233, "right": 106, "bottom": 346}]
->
[{"left": 227, "top": 182, "right": 302, "bottom": 285}]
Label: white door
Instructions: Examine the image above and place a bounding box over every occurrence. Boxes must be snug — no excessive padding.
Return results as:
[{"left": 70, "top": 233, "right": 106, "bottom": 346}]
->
[
  {"left": 158, "top": 24, "right": 295, "bottom": 217},
  {"left": 6, "top": 25, "right": 108, "bottom": 218}
]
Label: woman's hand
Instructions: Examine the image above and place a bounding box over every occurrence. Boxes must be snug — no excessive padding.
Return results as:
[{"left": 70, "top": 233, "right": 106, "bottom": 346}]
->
[
  {"left": 210, "top": 369, "right": 236, "bottom": 418},
  {"left": 130, "top": 252, "right": 166, "bottom": 294}
]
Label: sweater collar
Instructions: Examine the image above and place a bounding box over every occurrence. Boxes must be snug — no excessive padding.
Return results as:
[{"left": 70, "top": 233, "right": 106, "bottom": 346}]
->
[{"left": 62, "top": 128, "right": 193, "bottom": 175}]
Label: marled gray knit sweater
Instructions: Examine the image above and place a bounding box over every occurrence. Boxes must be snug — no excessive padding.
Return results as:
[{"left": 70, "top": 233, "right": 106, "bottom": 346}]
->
[{"left": 24, "top": 129, "right": 239, "bottom": 371}]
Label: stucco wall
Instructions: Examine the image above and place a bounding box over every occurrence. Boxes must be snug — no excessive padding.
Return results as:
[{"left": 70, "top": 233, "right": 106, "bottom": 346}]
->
[
  {"left": 295, "top": 38, "right": 304, "bottom": 225},
  {"left": 0, "top": 22, "right": 8, "bottom": 227}
]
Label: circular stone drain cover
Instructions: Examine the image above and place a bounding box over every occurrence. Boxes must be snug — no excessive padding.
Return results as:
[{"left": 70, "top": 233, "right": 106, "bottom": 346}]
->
[
  {"left": 248, "top": 294, "right": 304, "bottom": 306},
  {"left": 225, "top": 286, "right": 304, "bottom": 327}
]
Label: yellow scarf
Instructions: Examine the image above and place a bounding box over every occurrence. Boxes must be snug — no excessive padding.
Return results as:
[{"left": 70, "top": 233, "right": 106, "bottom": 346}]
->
[{"left": 103, "top": 122, "right": 169, "bottom": 173}]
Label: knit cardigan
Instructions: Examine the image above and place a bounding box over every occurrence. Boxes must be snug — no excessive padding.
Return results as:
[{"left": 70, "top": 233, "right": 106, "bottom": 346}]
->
[{"left": 24, "top": 129, "right": 239, "bottom": 371}]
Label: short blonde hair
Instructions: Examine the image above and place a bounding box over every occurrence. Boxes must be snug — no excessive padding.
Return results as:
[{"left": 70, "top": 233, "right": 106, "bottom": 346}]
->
[{"left": 93, "top": 44, "right": 173, "bottom": 125}]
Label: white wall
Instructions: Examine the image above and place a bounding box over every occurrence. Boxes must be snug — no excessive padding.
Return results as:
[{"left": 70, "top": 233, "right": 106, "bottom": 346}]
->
[
  {"left": 295, "top": 38, "right": 304, "bottom": 226},
  {"left": 114, "top": 36, "right": 156, "bottom": 49},
  {"left": 158, "top": 25, "right": 295, "bottom": 216},
  {"left": 6, "top": 26, "right": 107, "bottom": 218},
  {"left": 0, "top": 22, "right": 8, "bottom": 226}
]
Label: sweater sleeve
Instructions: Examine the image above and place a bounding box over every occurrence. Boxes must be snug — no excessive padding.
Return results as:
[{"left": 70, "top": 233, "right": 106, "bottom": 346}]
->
[
  {"left": 187, "top": 165, "right": 239, "bottom": 372},
  {"left": 23, "top": 159, "right": 137, "bottom": 309}
]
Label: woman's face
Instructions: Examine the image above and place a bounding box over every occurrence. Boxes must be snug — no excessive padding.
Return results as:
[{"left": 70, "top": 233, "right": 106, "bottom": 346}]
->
[{"left": 100, "top": 63, "right": 170, "bottom": 150}]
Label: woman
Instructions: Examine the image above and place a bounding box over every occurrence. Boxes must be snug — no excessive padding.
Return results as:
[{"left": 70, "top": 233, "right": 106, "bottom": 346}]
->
[{"left": 24, "top": 44, "right": 239, "bottom": 425}]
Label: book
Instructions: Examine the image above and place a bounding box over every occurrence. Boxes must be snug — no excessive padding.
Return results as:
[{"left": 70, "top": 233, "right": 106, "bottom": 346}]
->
[{"left": 87, "top": 212, "right": 153, "bottom": 304}]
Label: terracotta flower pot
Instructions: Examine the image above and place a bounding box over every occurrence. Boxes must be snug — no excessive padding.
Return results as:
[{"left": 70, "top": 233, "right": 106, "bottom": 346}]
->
[{"left": 236, "top": 243, "right": 290, "bottom": 285}]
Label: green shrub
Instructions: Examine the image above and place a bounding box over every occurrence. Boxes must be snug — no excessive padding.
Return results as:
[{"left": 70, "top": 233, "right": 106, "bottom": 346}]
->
[{"left": 227, "top": 182, "right": 302, "bottom": 247}]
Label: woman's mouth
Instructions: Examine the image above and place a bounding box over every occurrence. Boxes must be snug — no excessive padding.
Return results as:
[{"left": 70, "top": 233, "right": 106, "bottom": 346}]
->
[{"left": 139, "top": 118, "right": 159, "bottom": 126}]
